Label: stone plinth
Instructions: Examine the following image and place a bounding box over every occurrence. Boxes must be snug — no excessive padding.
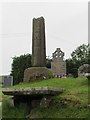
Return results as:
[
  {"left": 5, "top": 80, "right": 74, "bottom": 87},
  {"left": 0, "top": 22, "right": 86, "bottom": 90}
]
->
[{"left": 23, "top": 67, "right": 53, "bottom": 83}]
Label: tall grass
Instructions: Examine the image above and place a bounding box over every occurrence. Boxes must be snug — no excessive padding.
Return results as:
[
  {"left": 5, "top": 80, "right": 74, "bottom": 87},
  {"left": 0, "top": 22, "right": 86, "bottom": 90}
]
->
[{"left": 2, "top": 99, "right": 29, "bottom": 118}]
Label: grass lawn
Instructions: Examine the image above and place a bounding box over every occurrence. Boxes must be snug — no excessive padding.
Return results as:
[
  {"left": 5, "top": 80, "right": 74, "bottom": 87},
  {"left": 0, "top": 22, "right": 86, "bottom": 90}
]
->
[{"left": 2, "top": 77, "right": 89, "bottom": 118}]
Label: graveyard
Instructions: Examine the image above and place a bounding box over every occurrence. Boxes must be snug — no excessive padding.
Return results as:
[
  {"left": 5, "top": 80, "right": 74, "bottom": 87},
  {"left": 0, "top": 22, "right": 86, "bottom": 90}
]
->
[
  {"left": 2, "top": 77, "right": 89, "bottom": 118},
  {"left": 2, "top": 17, "right": 90, "bottom": 118}
]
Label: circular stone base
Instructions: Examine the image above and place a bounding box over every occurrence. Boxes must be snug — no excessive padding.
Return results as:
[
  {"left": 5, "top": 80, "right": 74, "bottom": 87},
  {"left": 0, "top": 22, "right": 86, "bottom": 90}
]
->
[{"left": 23, "top": 67, "right": 53, "bottom": 83}]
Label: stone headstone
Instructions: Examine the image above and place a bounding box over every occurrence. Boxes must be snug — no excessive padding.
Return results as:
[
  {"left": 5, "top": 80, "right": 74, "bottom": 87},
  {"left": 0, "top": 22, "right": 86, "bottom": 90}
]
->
[
  {"left": 78, "top": 64, "right": 90, "bottom": 77},
  {"left": 23, "top": 17, "right": 53, "bottom": 82},
  {"left": 51, "top": 48, "right": 66, "bottom": 77},
  {"left": 0, "top": 75, "right": 13, "bottom": 86}
]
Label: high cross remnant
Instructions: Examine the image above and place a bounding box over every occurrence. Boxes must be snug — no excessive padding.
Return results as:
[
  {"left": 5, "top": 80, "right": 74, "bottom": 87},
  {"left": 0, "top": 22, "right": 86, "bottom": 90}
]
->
[
  {"left": 51, "top": 48, "right": 66, "bottom": 76},
  {"left": 23, "top": 17, "right": 53, "bottom": 83},
  {"left": 32, "top": 17, "right": 46, "bottom": 67}
]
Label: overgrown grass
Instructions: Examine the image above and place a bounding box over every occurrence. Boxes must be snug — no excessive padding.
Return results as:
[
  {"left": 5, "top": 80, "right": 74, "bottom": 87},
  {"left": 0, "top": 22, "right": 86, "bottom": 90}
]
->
[
  {"left": 34, "top": 105, "right": 89, "bottom": 118},
  {"left": 2, "top": 99, "right": 29, "bottom": 118},
  {"left": 2, "top": 77, "right": 89, "bottom": 118}
]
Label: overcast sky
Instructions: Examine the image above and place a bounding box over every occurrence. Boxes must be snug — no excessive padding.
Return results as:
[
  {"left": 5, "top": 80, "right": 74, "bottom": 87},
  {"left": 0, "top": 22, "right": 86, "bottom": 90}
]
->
[{"left": 0, "top": 1, "right": 88, "bottom": 75}]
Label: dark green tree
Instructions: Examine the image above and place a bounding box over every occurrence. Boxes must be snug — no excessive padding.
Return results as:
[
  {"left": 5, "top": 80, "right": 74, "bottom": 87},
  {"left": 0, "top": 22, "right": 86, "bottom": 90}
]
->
[
  {"left": 66, "top": 44, "right": 90, "bottom": 77},
  {"left": 46, "top": 57, "right": 52, "bottom": 68},
  {"left": 71, "top": 44, "right": 89, "bottom": 61},
  {"left": 11, "top": 54, "right": 32, "bottom": 85},
  {"left": 66, "top": 59, "right": 80, "bottom": 77},
  {"left": 87, "top": 44, "right": 90, "bottom": 64},
  {"left": 11, "top": 54, "right": 52, "bottom": 85}
]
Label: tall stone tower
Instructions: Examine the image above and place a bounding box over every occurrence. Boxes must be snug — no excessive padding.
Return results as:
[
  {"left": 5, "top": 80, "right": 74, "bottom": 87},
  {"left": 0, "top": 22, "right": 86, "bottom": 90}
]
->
[
  {"left": 32, "top": 17, "right": 46, "bottom": 67},
  {"left": 23, "top": 17, "right": 53, "bottom": 83}
]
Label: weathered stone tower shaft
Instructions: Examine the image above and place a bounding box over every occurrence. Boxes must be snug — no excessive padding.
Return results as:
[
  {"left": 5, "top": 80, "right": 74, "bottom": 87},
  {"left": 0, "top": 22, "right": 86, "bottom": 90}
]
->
[{"left": 32, "top": 17, "right": 46, "bottom": 67}]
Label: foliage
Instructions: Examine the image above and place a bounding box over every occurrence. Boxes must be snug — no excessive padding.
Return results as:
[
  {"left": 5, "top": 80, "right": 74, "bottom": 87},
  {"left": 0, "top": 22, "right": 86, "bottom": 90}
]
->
[
  {"left": 3, "top": 77, "right": 89, "bottom": 118},
  {"left": 66, "top": 44, "right": 90, "bottom": 77},
  {"left": 35, "top": 105, "right": 89, "bottom": 118},
  {"left": 11, "top": 54, "right": 32, "bottom": 85},
  {"left": 11, "top": 44, "right": 89, "bottom": 84},
  {"left": 11, "top": 54, "right": 52, "bottom": 85},
  {"left": 87, "top": 44, "right": 90, "bottom": 64},
  {"left": 66, "top": 59, "right": 80, "bottom": 77},
  {"left": 46, "top": 57, "right": 52, "bottom": 68},
  {"left": 71, "top": 44, "right": 89, "bottom": 61},
  {"left": 2, "top": 101, "right": 29, "bottom": 118}
]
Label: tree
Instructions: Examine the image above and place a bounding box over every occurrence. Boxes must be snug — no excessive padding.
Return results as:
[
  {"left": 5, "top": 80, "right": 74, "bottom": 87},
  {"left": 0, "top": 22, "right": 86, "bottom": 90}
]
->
[
  {"left": 66, "top": 59, "right": 80, "bottom": 77},
  {"left": 87, "top": 44, "right": 90, "bottom": 64},
  {"left": 66, "top": 44, "right": 90, "bottom": 77},
  {"left": 11, "top": 54, "right": 52, "bottom": 85},
  {"left": 11, "top": 54, "right": 32, "bottom": 85},
  {"left": 71, "top": 44, "right": 89, "bottom": 61},
  {"left": 46, "top": 57, "right": 52, "bottom": 68}
]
